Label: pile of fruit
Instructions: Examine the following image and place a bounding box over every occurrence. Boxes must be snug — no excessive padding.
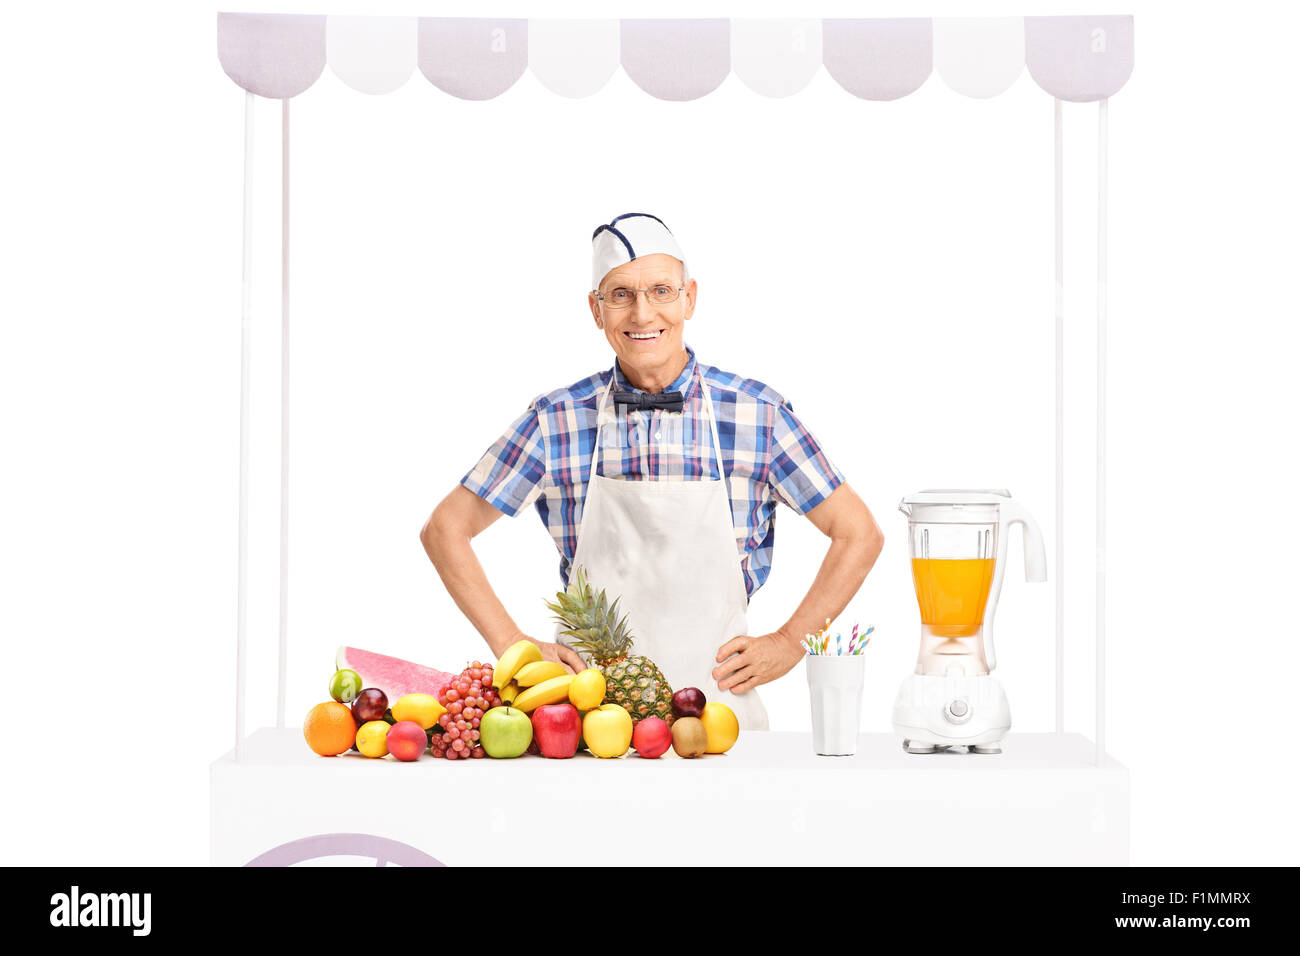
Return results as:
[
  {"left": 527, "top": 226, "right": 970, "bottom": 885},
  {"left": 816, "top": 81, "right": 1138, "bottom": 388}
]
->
[
  {"left": 301, "top": 568, "right": 741, "bottom": 763},
  {"left": 303, "top": 648, "right": 738, "bottom": 762},
  {"left": 303, "top": 663, "right": 452, "bottom": 761}
]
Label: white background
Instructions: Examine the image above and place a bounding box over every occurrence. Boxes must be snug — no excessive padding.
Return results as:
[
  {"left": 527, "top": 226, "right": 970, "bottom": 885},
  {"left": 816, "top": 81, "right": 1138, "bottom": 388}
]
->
[{"left": 2, "top": 0, "right": 1296, "bottom": 866}]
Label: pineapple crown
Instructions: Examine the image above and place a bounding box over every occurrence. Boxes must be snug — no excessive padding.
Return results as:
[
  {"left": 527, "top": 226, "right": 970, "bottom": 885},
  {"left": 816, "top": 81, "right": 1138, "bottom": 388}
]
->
[{"left": 544, "top": 565, "right": 636, "bottom": 662}]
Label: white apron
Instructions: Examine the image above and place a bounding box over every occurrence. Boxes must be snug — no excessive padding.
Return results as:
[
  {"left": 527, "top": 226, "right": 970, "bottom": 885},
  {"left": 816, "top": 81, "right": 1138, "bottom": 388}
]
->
[{"left": 557, "top": 371, "right": 770, "bottom": 731}]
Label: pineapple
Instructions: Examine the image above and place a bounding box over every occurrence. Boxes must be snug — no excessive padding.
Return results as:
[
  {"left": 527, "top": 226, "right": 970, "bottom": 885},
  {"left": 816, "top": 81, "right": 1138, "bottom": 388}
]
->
[{"left": 544, "top": 566, "right": 675, "bottom": 723}]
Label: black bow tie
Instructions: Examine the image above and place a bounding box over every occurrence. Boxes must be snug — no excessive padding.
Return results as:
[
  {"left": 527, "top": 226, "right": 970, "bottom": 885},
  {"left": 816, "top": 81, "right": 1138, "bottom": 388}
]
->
[{"left": 613, "top": 390, "right": 684, "bottom": 413}]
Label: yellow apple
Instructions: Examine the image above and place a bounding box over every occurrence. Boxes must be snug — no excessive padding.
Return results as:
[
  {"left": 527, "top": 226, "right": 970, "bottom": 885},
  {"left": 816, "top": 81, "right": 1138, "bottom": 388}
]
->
[
  {"left": 700, "top": 702, "right": 739, "bottom": 754},
  {"left": 582, "top": 703, "right": 633, "bottom": 758}
]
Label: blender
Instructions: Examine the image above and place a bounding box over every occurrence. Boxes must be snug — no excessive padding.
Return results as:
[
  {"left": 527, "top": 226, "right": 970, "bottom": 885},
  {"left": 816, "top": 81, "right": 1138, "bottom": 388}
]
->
[{"left": 892, "top": 489, "right": 1047, "bottom": 753}]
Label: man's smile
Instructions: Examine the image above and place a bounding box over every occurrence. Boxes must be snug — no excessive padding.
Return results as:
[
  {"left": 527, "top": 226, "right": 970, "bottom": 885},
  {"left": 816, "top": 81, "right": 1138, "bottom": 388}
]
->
[{"left": 625, "top": 329, "right": 665, "bottom": 341}]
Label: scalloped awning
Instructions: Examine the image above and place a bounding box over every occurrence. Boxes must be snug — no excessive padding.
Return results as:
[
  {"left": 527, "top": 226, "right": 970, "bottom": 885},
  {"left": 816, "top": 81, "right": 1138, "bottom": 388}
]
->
[{"left": 216, "top": 14, "right": 1134, "bottom": 103}]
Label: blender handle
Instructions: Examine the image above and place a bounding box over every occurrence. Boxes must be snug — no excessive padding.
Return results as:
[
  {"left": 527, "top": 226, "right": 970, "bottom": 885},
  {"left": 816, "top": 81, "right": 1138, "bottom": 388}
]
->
[
  {"left": 1006, "top": 500, "right": 1050, "bottom": 584},
  {"left": 984, "top": 500, "right": 1049, "bottom": 671}
]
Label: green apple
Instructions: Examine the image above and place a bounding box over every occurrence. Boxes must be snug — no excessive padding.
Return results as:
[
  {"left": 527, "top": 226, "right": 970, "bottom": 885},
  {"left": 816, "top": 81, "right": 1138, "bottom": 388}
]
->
[
  {"left": 480, "top": 706, "right": 533, "bottom": 758},
  {"left": 328, "top": 668, "right": 363, "bottom": 703}
]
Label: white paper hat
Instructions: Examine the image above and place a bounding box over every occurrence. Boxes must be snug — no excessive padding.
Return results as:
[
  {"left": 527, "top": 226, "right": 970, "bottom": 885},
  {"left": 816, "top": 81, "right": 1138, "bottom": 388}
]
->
[{"left": 591, "top": 213, "right": 687, "bottom": 291}]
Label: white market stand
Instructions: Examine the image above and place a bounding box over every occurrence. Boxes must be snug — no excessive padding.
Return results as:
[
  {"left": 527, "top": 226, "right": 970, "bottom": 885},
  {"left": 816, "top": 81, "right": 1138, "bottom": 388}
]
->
[{"left": 212, "top": 14, "right": 1134, "bottom": 867}]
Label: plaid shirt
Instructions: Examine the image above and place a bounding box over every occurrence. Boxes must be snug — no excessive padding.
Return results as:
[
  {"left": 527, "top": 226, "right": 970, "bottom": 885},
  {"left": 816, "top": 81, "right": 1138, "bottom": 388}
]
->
[{"left": 460, "top": 345, "right": 845, "bottom": 599}]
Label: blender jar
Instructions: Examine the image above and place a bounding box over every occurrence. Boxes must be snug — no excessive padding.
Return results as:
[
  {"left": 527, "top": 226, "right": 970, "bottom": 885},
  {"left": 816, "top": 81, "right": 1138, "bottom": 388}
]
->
[{"left": 904, "top": 500, "right": 1002, "bottom": 677}]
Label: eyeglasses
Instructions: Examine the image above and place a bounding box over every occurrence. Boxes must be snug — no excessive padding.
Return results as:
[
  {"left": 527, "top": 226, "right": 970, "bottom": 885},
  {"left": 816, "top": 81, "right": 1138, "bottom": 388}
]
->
[{"left": 594, "top": 284, "right": 684, "bottom": 309}]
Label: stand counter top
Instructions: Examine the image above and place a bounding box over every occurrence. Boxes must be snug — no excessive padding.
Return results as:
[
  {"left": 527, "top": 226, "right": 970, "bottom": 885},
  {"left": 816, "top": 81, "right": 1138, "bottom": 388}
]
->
[{"left": 212, "top": 727, "right": 1128, "bottom": 866}]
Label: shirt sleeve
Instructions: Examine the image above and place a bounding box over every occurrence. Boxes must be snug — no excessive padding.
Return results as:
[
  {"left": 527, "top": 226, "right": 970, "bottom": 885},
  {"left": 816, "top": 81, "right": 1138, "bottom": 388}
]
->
[
  {"left": 767, "top": 400, "right": 845, "bottom": 514},
  {"left": 460, "top": 403, "right": 548, "bottom": 517}
]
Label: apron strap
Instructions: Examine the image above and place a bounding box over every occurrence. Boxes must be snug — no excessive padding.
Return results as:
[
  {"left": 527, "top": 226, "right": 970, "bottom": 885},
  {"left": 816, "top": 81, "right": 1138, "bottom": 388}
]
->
[
  {"left": 698, "top": 375, "right": 733, "bottom": 504},
  {"left": 577, "top": 374, "right": 619, "bottom": 524}
]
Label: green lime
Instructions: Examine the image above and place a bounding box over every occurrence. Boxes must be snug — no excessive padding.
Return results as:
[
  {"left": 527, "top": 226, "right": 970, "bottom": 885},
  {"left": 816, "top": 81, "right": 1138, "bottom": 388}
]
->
[{"left": 329, "top": 668, "right": 363, "bottom": 703}]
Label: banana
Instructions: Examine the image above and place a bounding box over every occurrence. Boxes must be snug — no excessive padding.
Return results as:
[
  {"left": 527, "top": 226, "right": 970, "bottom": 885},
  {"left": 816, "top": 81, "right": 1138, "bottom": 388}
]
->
[
  {"left": 492, "top": 640, "right": 543, "bottom": 690},
  {"left": 514, "top": 660, "right": 568, "bottom": 687},
  {"left": 499, "top": 680, "right": 520, "bottom": 705},
  {"left": 512, "top": 675, "right": 576, "bottom": 714}
]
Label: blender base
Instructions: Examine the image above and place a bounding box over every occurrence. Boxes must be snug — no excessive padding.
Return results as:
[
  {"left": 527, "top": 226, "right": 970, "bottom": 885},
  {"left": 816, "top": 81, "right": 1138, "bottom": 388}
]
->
[
  {"left": 901, "top": 740, "right": 1005, "bottom": 754},
  {"left": 903, "top": 740, "right": 939, "bottom": 754},
  {"left": 893, "top": 673, "right": 1011, "bottom": 753}
]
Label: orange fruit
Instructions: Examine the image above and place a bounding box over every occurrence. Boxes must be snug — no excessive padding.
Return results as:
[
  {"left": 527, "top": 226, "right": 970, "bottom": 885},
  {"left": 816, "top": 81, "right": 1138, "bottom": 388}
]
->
[
  {"left": 700, "top": 702, "right": 739, "bottom": 754},
  {"left": 303, "top": 701, "right": 357, "bottom": 756}
]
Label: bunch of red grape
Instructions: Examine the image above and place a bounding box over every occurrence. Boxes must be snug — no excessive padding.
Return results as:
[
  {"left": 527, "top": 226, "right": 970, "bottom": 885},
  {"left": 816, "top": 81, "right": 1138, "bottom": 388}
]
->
[{"left": 430, "top": 662, "right": 499, "bottom": 760}]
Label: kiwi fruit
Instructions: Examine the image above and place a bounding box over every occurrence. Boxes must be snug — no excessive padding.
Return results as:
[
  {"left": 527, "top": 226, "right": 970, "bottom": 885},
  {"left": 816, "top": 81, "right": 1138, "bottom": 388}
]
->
[{"left": 671, "top": 716, "right": 708, "bottom": 758}]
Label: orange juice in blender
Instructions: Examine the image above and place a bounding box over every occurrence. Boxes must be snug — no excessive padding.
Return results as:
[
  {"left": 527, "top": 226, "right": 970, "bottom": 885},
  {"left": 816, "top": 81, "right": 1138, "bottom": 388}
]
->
[
  {"left": 911, "top": 557, "right": 997, "bottom": 638},
  {"left": 902, "top": 498, "right": 999, "bottom": 676}
]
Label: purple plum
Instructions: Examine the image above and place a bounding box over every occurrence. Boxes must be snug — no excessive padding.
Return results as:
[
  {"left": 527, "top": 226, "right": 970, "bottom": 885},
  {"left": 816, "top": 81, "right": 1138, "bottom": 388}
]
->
[{"left": 671, "top": 687, "right": 706, "bottom": 720}]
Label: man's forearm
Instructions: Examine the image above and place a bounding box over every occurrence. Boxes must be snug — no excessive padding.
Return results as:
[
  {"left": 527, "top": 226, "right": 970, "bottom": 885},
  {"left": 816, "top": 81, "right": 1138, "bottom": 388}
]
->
[
  {"left": 777, "top": 527, "right": 883, "bottom": 650},
  {"left": 421, "top": 524, "right": 523, "bottom": 659}
]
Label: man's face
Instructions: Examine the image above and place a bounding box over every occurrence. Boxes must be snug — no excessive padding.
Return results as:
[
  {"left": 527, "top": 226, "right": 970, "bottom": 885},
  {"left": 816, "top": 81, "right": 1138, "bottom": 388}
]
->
[{"left": 588, "top": 253, "right": 697, "bottom": 390}]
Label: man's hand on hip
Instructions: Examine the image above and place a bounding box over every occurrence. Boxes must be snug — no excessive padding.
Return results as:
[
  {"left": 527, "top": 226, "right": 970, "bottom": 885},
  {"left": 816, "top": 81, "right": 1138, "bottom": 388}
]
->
[{"left": 711, "top": 632, "right": 803, "bottom": 694}]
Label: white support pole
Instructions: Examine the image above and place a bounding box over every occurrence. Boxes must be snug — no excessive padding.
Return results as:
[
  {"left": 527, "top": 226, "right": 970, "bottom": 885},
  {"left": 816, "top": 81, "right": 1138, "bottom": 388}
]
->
[
  {"left": 277, "top": 98, "right": 291, "bottom": 729},
  {"left": 1054, "top": 97, "right": 1066, "bottom": 736},
  {"left": 236, "top": 90, "right": 255, "bottom": 761},
  {"left": 1095, "top": 98, "right": 1109, "bottom": 767}
]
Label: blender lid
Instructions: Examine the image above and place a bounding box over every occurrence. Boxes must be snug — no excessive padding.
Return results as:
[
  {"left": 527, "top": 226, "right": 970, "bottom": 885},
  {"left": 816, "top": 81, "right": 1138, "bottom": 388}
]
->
[
  {"left": 899, "top": 489, "right": 1013, "bottom": 520},
  {"left": 901, "top": 489, "right": 1012, "bottom": 505}
]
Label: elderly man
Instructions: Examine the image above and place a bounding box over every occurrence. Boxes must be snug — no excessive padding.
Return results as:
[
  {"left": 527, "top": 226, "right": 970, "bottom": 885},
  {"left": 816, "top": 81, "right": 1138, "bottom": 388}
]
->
[{"left": 421, "top": 213, "right": 882, "bottom": 730}]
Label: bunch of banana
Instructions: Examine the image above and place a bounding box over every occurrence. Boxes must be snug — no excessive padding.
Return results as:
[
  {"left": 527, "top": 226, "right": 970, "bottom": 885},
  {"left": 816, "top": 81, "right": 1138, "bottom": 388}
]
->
[
  {"left": 491, "top": 640, "right": 576, "bottom": 713},
  {"left": 492, "top": 640, "right": 542, "bottom": 689},
  {"left": 514, "top": 660, "right": 567, "bottom": 685},
  {"left": 511, "top": 675, "right": 574, "bottom": 713}
]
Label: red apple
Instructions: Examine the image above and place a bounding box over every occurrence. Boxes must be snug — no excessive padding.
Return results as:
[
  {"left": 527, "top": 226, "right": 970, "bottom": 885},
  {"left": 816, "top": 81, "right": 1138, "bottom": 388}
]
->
[
  {"left": 352, "top": 687, "right": 388, "bottom": 724},
  {"left": 671, "top": 687, "right": 706, "bottom": 719},
  {"left": 386, "top": 720, "right": 427, "bottom": 761},
  {"left": 632, "top": 717, "right": 672, "bottom": 759},
  {"left": 531, "top": 703, "right": 582, "bottom": 759}
]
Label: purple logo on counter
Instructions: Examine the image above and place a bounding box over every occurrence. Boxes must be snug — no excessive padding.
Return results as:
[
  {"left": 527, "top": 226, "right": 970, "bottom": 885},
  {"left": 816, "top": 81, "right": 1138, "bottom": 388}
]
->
[{"left": 245, "top": 833, "right": 445, "bottom": 867}]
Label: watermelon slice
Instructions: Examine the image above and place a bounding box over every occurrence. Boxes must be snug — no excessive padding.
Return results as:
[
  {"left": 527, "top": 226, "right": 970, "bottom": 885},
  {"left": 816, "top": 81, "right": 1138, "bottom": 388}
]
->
[{"left": 335, "top": 647, "right": 456, "bottom": 702}]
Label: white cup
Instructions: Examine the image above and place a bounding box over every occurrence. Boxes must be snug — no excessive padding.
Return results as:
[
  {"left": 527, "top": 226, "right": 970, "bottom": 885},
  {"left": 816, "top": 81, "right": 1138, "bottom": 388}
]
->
[{"left": 805, "top": 655, "right": 865, "bottom": 756}]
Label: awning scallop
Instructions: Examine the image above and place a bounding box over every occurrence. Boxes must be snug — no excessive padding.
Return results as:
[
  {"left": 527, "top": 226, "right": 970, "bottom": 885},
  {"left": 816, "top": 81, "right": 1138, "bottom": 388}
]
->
[
  {"left": 217, "top": 13, "right": 1133, "bottom": 102},
  {"left": 822, "top": 18, "right": 933, "bottom": 101},
  {"left": 730, "top": 20, "right": 823, "bottom": 99},
  {"left": 1026, "top": 15, "right": 1135, "bottom": 102},
  {"left": 621, "top": 18, "right": 731, "bottom": 101},
  {"left": 217, "top": 12, "right": 326, "bottom": 100},
  {"left": 418, "top": 17, "right": 529, "bottom": 101},
  {"left": 325, "top": 16, "right": 416, "bottom": 96},
  {"left": 933, "top": 18, "right": 1025, "bottom": 100},
  {"left": 527, "top": 19, "right": 621, "bottom": 99}
]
